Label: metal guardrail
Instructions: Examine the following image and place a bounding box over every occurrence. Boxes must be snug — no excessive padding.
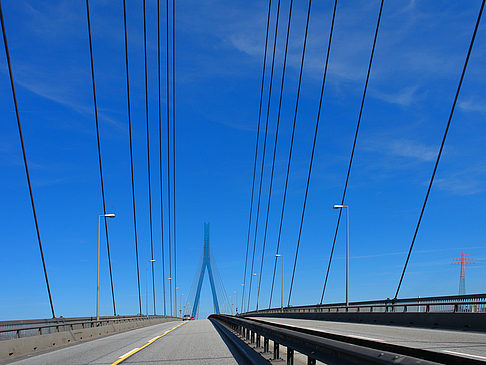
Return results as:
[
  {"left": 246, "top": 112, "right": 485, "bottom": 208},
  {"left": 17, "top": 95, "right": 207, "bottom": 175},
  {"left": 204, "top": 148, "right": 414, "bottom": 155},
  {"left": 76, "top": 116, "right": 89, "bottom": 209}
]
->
[
  {"left": 0, "top": 315, "right": 178, "bottom": 340},
  {"left": 243, "top": 293, "right": 486, "bottom": 315},
  {"left": 210, "top": 314, "right": 484, "bottom": 365}
]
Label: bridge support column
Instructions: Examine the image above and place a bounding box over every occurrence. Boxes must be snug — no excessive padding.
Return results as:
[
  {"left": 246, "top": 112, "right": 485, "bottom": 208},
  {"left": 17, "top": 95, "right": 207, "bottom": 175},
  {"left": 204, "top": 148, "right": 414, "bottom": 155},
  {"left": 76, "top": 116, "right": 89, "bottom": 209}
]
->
[
  {"left": 287, "top": 347, "right": 294, "bottom": 364},
  {"left": 307, "top": 357, "right": 316, "bottom": 365},
  {"left": 263, "top": 337, "right": 269, "bottom": 353},
  {"left": 250, "top": 330, "right": 255, "bottom": 344},
  {"left": 273, "top": 342, "right": 279, "bottom": 360},
  {"left": 256, "top": 334, "right": 261, "bottom": 347}
]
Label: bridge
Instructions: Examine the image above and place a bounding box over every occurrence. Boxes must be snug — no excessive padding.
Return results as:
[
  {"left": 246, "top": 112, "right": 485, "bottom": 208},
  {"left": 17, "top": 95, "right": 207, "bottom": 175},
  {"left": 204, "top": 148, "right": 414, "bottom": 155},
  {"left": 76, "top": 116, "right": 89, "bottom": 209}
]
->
[{"left": 1, "top": 0, "right": 486, "bottom": 364}]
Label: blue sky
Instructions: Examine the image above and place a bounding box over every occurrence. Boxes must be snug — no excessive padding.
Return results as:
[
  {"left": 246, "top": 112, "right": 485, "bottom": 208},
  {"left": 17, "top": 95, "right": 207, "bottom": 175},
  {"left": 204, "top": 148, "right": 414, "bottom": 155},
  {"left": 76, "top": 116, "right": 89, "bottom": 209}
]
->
[{"left": 1, "top": 0, "right": 485, "bottom": 320}]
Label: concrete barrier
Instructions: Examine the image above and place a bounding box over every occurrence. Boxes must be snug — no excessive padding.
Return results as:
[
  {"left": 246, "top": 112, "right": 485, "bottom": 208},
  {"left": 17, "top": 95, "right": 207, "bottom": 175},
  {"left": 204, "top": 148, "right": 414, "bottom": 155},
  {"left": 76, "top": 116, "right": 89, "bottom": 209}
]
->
[
  {"left": 0, "top": 317, "right": 180, "bottom": 363},
  {"left": 245, "top": 312, "right": 486, "bottom": 332}
]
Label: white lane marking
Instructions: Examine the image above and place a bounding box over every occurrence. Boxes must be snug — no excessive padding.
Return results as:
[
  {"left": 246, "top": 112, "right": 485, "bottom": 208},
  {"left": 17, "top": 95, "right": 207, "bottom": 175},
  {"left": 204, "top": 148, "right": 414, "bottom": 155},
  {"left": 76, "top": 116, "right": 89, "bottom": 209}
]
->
[
  {"left": 119, "top": 348, "right": 139, "bottom": 359},
  {"left": 350, "top": 335, "right": 383, "bottom": 342},
  {"left": 443, "top": 350, "right": 486, "bottom": 361}
]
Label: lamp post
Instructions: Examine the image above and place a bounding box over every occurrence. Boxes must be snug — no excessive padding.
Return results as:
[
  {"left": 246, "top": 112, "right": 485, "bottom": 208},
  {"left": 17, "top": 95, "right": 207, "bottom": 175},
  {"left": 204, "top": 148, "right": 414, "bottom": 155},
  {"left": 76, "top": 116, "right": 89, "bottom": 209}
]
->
[
  {"left": 333, "top": 204, "right": 349, "bottom": 306},
  {"left": 180, "top": 292, "right": 184, "bottom": 317},
  {"left": 97, "top": 213, "right": 115, "bottom": 321},
  {"left": 147, "top": 260, "right": 156, "bottom": 317},
  {"left": 251, "top": 273, "right": 257, "bottom": 311},
  {"left": 240, "top": 283, "right": 244, "bottom": 313},
  {"left": 276, "top": 254, "right": 284, "bottom": 311},
  {"left": 234, "top": 290, "right": 238, "bottom": 314},
  {"left": 168, "top": 278, "right": 172, "bottom": 316}
]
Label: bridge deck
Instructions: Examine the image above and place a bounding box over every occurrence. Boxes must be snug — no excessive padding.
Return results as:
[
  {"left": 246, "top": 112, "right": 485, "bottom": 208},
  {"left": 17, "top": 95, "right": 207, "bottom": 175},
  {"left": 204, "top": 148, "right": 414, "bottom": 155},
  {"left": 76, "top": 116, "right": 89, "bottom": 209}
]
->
[
  {"left": 8, "top": 320, "right": 238, "bottom": 365},
  {"left": 251, "top": 316, "right": 486, "bottom": 362}
]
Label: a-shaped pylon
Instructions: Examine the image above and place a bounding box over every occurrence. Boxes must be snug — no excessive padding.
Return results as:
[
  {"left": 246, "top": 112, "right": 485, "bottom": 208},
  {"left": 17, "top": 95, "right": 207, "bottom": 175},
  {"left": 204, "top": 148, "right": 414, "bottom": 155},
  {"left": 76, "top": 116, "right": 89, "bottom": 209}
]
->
[{"left": 191, "top": 223, "right": 220, "bottom": 318}]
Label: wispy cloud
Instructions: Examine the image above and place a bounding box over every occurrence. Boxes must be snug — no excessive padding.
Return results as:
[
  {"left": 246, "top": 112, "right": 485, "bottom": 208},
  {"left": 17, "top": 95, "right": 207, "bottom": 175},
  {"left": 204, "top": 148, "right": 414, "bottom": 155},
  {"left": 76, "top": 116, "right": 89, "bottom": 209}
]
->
[
  {"left": 459, "top": 99, "right": 486, "bottom": 113},
  {"left": 364, "top": 138, "right": 437, "bottom": 163},
  {"left": 435, "top": 165, "right": 486, "bottom": 196},
  {"left": 371, "top": 85, "right": 420, "bottom": 106}
]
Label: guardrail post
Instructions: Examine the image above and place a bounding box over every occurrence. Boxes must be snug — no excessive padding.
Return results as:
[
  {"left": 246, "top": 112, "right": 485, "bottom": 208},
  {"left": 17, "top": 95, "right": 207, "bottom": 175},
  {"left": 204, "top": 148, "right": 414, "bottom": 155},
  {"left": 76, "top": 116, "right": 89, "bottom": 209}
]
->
[
  {"left": 264, "top": 337, "right": 269, "bottom": 353},
  {"left": 256, "top": 333, "right": 261, "bottom": 347},
  {"left": 250, "top": 330, "right": 255, "bottom": 344},
  {"left": 307, "top": 357, "right": 316, "bottom": 365},
  {"left": 274, "top": 342, "right": 279, "bottom": 360},
  {"left": 287, "top": 348, "right": 294, "bottom": 364},
  {"left": 17, "top": 329, "right": 21, "bottom": 338}
]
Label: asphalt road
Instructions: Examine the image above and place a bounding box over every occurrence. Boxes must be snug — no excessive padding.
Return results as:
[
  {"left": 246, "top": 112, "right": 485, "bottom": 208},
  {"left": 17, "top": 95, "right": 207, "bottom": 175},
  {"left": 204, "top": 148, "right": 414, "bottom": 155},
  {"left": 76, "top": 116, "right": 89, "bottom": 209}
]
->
[
  {"left": 124, "top": 319, "right": 238, "bottom": 364},
  {"left": 251, "top": 317, "right": 486, "bottom": 362},
  {"left": 9, "top": 320, "right": 238, "bottom": 365}
]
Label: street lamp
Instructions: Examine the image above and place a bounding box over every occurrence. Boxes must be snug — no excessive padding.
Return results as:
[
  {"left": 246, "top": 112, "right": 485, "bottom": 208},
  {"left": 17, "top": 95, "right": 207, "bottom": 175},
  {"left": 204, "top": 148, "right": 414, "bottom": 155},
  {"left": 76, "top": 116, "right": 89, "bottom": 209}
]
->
[
  {"left": 180, "top": 292, "right": 184, "bottom": 317},
  {"left": 333, "top": 204, "right": 349, "bottom": 306},
  {"left": 147, "top": 259, "right": 156, "bottom": 317},
  {"left": 276, "top": 254, "right": 284, "bottom": 311},
  {"left": 168, "top": 278, "right": 172, "bottom": 316},
  {"left": 234, "top": 290, "right": 238, "bottom": 315},
  {"left": 97, "top": 213, "right": 115, "bottom": 321},
  {"left": 251, "top": 273, "right": 257, "bottom": 311},
  {"left": 240, "top": 284, "right": 244, "bottom": 313}
]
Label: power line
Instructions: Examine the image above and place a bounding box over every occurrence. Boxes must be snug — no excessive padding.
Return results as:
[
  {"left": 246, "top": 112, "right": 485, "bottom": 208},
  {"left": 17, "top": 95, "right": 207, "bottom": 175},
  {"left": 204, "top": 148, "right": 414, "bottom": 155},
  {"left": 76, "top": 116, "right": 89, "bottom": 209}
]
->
[
  {"left": 122, "top": 0, "right": 142, "bottom": 315},
  {"left": 143, "top": 0, "right": 156, "bottom": 315},
  {"left": 287, "top": 0, "right": 338, "bottom": 306},
  {"left": 246, "top": 0, "right": 281, "bottom": 312},
  {"left": 266, "top": 0, "right": 294, "bottom": 310},
  {"left": 0, "top": 0, "right": 56, "bottom": 318},
  {"left": 320, "top": 0, "right": 384, "bottom": 304},
  {"left": 266, "top": 0, "right": 312, "bottom": 308},
  {"left": 166, "top": 0, "right": 173, "bottom": 317},
  {"left": 241, "top": 0, "right": 273, "bottom": 314},
  {"left": 157, "top": 0, "right": 167, "bottom": 317},
  {"left": 395, "top": 0, "right": 485, "bottom": 300},
  {"left": 255, "top": 0, "right": 282, "bottom": 311},
  {"left": 85, "top": 0, "right": 116, "bottom": 315}
]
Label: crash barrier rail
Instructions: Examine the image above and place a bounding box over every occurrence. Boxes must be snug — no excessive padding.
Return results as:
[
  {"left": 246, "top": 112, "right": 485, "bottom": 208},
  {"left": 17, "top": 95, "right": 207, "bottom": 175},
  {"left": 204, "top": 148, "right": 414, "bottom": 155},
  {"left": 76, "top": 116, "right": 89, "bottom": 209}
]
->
[
  {"left": 210, "top": 314, "right": 483, "bottom": 365},
  {"left": 243, "top": 293, "right": 486, "bottom": 315},
  {"left": 0, "top": 315, "right": 179, "bottom": 340}
]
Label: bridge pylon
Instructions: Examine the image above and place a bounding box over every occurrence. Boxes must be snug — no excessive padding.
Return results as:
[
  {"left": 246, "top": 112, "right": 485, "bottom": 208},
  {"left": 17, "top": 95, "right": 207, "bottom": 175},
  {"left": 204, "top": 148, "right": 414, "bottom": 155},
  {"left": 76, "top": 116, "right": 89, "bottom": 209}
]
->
[{"left": 190, "top": 223, "right": 220, "bottom": 318}]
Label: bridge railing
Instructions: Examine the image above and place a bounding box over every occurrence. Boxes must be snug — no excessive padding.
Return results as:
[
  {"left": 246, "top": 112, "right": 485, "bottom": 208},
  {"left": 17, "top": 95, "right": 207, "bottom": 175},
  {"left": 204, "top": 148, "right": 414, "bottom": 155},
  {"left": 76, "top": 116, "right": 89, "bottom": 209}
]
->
[
  {"left": 0, "top": 315, "right": 178, "bottom": 340},
  {"left": 243, "top": 293, "right": 486, "bottom": 315}
]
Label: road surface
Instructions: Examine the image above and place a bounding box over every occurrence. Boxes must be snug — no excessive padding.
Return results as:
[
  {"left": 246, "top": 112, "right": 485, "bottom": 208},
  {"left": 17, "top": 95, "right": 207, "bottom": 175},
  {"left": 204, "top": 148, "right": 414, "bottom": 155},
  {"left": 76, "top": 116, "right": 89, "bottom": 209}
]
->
[{"left": 251, "top": 316, "right": 486, "bottom": 362}]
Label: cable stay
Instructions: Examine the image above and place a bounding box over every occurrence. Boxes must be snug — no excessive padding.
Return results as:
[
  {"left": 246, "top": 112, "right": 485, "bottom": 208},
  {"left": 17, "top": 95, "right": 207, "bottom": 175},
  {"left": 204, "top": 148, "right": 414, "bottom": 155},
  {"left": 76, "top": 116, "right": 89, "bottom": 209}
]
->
[
  {"left": 0, "top": 0, "right": 56, "bottom": 318},
  {"left": 241, "top": 0, "right": 274, "bottom": 314},
  {"left": 85, "top": 0, "right": 117, "bottom": 316},
  {"left": 287, "top": 0, "right": 338, "bottom": 307},
  {"left": 395, "top": 0, "right": 485, "bottom": 300},
  {"left": 320, "top": 0, "right": 384, "bottom": 304}
]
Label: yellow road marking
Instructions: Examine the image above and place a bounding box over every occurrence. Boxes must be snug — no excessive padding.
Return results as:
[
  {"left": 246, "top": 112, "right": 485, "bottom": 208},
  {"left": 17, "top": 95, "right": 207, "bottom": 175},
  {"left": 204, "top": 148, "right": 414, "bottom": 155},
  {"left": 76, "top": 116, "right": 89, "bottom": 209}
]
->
[{"left": 111, "top": 322, "right": 186, "bottom": 365}]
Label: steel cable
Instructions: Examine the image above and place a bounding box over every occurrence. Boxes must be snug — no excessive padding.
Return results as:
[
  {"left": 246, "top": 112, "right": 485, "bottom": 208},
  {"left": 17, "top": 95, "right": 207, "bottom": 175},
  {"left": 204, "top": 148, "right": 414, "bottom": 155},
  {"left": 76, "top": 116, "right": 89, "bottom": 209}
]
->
[
  {"left": 254, "top": 0, "right": 282, "bottom": 311},
  {"left": 143, "top": 0, "right": 156, "bottom": 314},
  {"left": 166, "top": 0, "right": 173, "bottom": 316},
  {"left": 241, "top": 0, "right": 273, "bottom": 313},
  {"left": 122, "top": 0, "right": 142, "bottom": 315},
  {"left": 395, "top": 0, "right": 485, "bottom": 299},
  {"left": 320, "top": 0, "right": 384, "bottom": 304},
  {"left": 172, "top": 0, "right": 177, "bottom": 318},
  {"left": 265, "top": 0, "right": 312, "bottom": 309},
  {"left": 246, "top": 0, "right": 281, "bottom": 311},
  {"left": 86, "top": 0, "right": 117, "bottom": 315},
  {"left": 266, "top": 0, "right": 294, "bottom": 309},
  {"left": 0, "top": 0, "right": 56, "bottom": 318},
  {"left": 157, "top": 0, "right": 167, "bottom": 316},
  {"left": 287, "top": 0, "right": 338, "bottom": 306}
]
